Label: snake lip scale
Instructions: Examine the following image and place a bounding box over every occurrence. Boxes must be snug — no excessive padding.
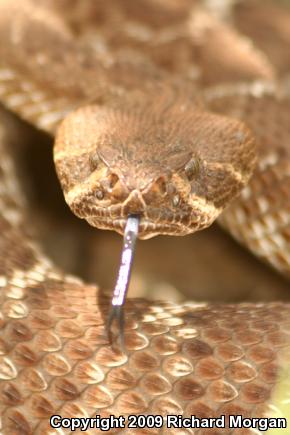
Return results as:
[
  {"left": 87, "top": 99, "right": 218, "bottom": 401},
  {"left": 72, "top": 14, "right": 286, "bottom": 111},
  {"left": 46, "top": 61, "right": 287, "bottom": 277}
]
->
[{"left": 77, "top": 213, "right": 212, "bottom": 239}]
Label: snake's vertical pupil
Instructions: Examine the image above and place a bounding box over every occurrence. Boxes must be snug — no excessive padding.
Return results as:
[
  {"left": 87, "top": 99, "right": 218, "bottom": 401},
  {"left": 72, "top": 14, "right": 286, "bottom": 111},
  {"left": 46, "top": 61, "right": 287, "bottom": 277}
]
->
[{"left": 106, "top": 215, "right": 140, "bottom": 346}]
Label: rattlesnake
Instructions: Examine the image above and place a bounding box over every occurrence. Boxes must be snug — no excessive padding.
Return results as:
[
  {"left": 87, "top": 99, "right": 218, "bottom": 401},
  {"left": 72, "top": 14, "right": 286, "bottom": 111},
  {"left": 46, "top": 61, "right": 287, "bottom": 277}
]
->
[{"left": 0, "top": 1, "right": 290, "bottom": 434}]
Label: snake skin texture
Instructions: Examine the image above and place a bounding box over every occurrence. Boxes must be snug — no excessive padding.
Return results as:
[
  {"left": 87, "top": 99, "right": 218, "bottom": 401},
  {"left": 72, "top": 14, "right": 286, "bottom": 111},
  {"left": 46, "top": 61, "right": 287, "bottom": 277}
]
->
[{"left": 0, "top": 1, "right": 290, "bottom": 434}]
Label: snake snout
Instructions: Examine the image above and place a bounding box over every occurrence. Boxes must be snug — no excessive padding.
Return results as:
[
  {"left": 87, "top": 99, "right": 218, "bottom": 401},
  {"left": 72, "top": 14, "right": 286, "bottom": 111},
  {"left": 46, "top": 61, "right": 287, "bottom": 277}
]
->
[
  {"left": 122, "top": 190, "right": 146, "bottom": 216},
  {"left": 100, "top": 170, "right": 147, "bottom": 216}
]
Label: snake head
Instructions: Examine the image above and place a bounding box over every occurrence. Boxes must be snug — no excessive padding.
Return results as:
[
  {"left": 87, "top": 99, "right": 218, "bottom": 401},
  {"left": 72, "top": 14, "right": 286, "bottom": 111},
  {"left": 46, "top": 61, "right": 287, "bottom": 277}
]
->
[{"left": 54, "top": 94, "right": 256, "bottom": 239}]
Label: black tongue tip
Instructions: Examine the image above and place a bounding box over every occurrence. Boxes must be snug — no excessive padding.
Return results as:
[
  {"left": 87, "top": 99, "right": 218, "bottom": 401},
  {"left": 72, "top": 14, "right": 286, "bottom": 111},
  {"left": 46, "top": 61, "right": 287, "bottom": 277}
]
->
[{"left": 106, "top": 305, "right": 125, "bottom": 350}]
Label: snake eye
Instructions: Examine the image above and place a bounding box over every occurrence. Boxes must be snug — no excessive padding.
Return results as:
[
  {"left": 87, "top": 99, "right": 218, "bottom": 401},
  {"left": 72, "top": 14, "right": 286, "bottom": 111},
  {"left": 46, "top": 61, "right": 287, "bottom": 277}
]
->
[
  {"left": 185, "top": 158, "right": 201, "bottom": 181},
  {"left": 95, "top": 189, "right": 104, "bottom": 200},
  {"left": 172, "top": 194, "right": 180, "bottom": 207}
]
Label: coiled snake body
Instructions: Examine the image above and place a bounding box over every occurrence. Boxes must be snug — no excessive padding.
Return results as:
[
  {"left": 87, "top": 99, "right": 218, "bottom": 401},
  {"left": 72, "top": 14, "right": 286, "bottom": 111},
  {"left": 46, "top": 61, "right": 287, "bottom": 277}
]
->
[{"left": 0, "top": 1, "right": 290, "bottom": 434}]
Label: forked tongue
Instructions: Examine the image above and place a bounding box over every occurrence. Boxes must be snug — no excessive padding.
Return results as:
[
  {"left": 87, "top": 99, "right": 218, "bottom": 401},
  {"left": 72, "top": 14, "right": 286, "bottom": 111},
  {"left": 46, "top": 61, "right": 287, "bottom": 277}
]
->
[{"left": 106, "top": 215, "right": 140, "bottom": 349}]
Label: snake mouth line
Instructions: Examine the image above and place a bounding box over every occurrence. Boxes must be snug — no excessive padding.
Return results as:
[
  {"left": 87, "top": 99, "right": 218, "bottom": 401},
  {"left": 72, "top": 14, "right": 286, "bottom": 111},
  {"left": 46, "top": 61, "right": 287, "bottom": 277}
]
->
[
  {"left": 70, "top": 198, "right": 219, "bottom": 238},
  {"left": 84, "top": 214, "right": 192, "bottom": 239}
]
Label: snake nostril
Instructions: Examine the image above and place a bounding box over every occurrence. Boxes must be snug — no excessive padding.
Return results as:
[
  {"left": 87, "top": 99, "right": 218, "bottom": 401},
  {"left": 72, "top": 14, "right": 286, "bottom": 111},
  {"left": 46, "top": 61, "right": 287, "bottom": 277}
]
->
[
  {"left": 110, "top": 175, "right": 129, "bottom": 201},
  {"left": 109, "top": 173, "right": 119, "bottom": 189},
  {"left": 155, "top": 176, "right": 167, "bottom": 197},
  {"left": 100, "top": 173, "right": 120, "bottom": 192}
]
